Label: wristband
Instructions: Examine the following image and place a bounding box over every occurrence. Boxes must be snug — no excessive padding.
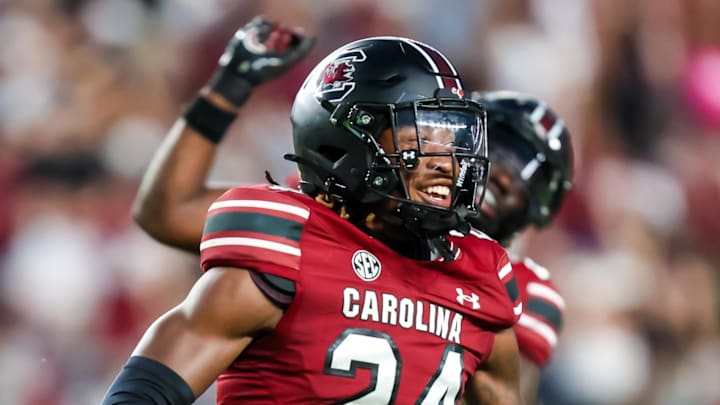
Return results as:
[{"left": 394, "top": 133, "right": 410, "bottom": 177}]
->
[{"left": 183, "top": 97, "right": 237, "bottom": 144}]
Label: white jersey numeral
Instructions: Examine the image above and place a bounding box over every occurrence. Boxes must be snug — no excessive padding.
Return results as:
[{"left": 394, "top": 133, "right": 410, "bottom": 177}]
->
[{"left": 325, "top": 328, "right": 464, "bottom": 404}]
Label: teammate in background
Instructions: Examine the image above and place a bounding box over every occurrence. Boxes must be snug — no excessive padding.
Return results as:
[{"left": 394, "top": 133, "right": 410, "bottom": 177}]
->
[
  {"left": 104, "top": 18, "right": 525, "bottom": 404},
  {"left": 469, "top": 91, "right": 573, "bottom": 404}
]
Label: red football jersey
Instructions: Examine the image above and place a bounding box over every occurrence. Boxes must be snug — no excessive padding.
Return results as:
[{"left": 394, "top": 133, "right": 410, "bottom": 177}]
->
[
  {"left": 511, "top": 257, "right": 565, "bottom": 367},
  {"left": 200, "top": 184, "right": 520, "bottom": 404}
]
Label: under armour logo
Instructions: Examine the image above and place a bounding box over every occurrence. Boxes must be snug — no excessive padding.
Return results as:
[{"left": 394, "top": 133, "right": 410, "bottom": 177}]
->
[
  {"left": 456, "top": 288, "right": 480, "bottom": 310},
  {"left": 401, "top": 149, "right": 418, "bottom": 169}
]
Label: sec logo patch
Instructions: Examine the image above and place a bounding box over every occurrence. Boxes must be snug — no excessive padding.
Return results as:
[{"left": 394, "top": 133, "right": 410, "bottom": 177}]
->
[{"left": 351, "top": 250, "right": 381, "bottom": 281}]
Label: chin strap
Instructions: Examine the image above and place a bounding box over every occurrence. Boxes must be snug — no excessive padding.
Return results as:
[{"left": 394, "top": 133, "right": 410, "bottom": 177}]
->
[{"left": 379, "top": 203, "right": 470, "bottom": 239}]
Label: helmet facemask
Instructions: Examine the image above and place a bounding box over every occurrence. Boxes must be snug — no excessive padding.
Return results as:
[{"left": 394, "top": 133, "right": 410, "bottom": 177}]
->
[{"left": 337, "top": 94, "right": 490, "bottom": 237}]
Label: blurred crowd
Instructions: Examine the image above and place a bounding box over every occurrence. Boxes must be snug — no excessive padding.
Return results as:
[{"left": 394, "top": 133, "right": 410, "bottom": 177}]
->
[{"left": 0, "top": 0, "right": 718, "bottom": 404}]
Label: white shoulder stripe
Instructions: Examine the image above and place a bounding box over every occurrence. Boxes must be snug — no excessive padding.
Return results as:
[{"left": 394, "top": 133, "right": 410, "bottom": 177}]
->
[
  {"left": 208, "top": 199, "right": 310, "bottom": 220},
  {"left": 518, "top": 313, "right": 558, "bottom": 347},
  {"left": 527, "top": 282, "right": 566, "bottom": 309},
  {"left": 513, "top": 301, "right": 523, "bottom": 316},
  {"left": 498, "top": 262, "right": 513, "bottom": 280},
  {"left": 522, "top": 257, "right": 551, "bottom": 280},
  {"left": 200, "top": 237, "right": 301, "bottom": 257}
]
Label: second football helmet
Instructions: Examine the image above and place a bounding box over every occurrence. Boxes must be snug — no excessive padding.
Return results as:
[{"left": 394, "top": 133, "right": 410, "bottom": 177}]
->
[{"left": 468, "top": 91, "right": 574, "bottom": 243}]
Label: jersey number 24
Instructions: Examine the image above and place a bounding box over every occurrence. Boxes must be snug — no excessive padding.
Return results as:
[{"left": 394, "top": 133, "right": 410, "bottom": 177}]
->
[{"left": 324, "top": 328, "right": 464, "bottom": 404}]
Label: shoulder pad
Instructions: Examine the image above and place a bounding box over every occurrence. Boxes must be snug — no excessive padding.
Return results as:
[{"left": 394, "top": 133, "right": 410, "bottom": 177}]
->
[{"left": 200, "top": 185, "right": 311, "bottom": 277}]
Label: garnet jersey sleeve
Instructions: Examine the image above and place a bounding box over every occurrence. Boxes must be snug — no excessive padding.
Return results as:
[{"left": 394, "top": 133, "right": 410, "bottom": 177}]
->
[
  {"left": 512, "top": 257, "right": 565, "bottom": 367},
  {"left": 199, "top": 184, "right": 310, "bottom": 282},
  {"left": 495, "top": 250, "right": 523, "bottom": 326},
  {"left": 487, "top": 243, "right": 523, "bottom": 328},
  {"left": 455, "top": 229, "right": 523, "bottom": 329}
]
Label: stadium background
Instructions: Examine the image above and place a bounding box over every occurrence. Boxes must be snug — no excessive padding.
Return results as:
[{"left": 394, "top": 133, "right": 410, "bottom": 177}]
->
[{"left": 0, "top": 0, "right": 718, "bottom": 403}]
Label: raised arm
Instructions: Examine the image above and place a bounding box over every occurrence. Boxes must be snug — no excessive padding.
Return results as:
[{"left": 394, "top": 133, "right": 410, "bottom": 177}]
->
[
  {"left": 132, "top": 17, "right": 315, "bottom": 252},
  {"left": 131, "top": 90, "right": 234, "bottom": 252},
  {"left": 465, "top": 327, "right": 525, "bottom": 405}
]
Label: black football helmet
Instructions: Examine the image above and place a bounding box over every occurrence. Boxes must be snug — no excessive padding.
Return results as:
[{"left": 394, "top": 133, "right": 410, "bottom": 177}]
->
[
  {"left": 468, "top": 90, "right": 574, "bottom": 244},
  {"left": 287, "top": 37, "right": 489, "bottom": 237}
]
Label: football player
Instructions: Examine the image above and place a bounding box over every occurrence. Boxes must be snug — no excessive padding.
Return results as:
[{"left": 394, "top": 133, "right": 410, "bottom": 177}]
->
[
  {"left": 104, "top": 18, "right": 525, "bottom": 404},
  {"left": 468, "top": 90, "right": 573, "bottom": 404}
]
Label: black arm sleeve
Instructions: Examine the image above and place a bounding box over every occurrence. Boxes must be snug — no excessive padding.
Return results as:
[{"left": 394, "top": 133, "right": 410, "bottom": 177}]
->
[
  {"left": 102, "top": 356, "right": 195, "bottom": 405},
  {"left": 249, "top": 270, "right": 295, "bottom": 308}
]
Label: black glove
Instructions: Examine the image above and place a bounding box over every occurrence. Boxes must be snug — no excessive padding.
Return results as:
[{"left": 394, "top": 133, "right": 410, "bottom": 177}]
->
[{"left": 208, "top": 17, "right": 316, "bottom": 106}]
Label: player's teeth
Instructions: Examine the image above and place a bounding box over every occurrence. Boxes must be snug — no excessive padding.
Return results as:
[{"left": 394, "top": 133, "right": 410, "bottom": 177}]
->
[{"left": 423, "top": 186, "right": 450, "bottom": 197}]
